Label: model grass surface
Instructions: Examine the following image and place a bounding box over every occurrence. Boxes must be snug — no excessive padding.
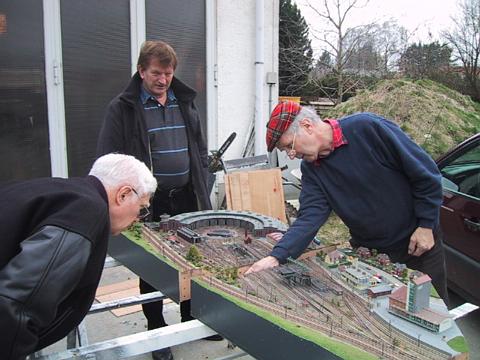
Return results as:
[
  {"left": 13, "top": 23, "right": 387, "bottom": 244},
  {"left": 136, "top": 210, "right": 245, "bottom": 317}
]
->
[
  {"left": 447, "top": 336, "right": 469, "bottom": 353},
  {"left": 195, "top": 278, "right": 377, "bottom": 360},
  {"left": 123, "top": 227, "right": 179, "bottom": 270}
]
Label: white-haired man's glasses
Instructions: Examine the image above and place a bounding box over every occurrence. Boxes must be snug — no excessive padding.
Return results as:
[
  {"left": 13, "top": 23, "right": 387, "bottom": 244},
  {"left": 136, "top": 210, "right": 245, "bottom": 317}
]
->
[{"left": 131, "top": 188, "right": 150, "bottom": 220}]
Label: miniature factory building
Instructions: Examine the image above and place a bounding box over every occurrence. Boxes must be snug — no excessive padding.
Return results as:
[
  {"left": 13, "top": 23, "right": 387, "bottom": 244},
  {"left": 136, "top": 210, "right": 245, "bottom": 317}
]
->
[
  {"left": 279, "top": 267, "right": 312, "bottom": 286},
  {"left": 341, "top": 266, "right": 370, "bottom": 293},
  {"left": 388, "top": 273, "right": 453, "bottom": 333}
]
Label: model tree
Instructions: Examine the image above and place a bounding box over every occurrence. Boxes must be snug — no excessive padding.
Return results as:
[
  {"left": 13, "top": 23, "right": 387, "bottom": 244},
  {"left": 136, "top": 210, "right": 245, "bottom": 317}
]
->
[{"left": 186, "top": 245, "right": 203, "bottom": 267}]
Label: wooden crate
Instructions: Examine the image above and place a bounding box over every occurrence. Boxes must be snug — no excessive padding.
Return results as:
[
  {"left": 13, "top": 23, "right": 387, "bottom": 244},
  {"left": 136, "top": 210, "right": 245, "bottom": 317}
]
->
[{"left": 224, "top": 168, "right": 287, "bottom": 223}]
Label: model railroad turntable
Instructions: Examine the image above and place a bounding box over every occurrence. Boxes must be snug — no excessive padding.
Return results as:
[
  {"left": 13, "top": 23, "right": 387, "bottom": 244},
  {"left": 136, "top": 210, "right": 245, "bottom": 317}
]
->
[{"left": 109, "top": 210, "right": 469, "bottom": 360}]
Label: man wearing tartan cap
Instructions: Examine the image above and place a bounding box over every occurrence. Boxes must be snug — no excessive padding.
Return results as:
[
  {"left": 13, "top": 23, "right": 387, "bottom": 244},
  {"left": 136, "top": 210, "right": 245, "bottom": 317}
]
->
[
  {"left": 266, "top": 101, "right": 301, "bottom": 152},
  {"left": 247, "top": 100, "right": 449, "bottom": 305}
]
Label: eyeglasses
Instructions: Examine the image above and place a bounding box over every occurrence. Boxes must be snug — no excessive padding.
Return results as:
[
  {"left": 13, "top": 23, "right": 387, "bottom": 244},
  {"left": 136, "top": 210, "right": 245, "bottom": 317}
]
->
[
  {"left": 287, "top": 132, "right": 297, "bottom": 159},
  {"left": 131, "top": 188, "right": 150, "bottom": 220}
]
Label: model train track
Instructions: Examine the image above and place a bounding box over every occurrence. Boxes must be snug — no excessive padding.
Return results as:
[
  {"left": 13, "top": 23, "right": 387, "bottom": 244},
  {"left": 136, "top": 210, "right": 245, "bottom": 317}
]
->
[{"left": 142, "top": 225, "right": 455, "bottom": 360}]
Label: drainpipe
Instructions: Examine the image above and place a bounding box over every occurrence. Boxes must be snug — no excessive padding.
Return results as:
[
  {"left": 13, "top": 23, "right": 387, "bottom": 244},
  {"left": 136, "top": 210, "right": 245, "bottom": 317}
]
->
[
  {"left": 254, "top": 0, "right": 265, "bottom": 155},
  {"left": 266, "top": 71, "right": 277, "bottom": 166}
]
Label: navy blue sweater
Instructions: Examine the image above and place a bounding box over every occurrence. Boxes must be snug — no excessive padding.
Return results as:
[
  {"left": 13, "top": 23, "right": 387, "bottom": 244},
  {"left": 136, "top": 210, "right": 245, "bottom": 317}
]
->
[{"left": 271, "top": 112, "right": 443, "bottom": 263}]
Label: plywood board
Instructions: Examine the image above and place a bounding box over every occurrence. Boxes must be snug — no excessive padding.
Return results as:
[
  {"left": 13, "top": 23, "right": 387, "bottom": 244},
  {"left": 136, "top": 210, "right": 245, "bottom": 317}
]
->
[
  {"left": 225, "top": 168, "right": 287, "bottom": 223},
  {"left": 95, "top": 279, "right": 172, "bottom": 317}
]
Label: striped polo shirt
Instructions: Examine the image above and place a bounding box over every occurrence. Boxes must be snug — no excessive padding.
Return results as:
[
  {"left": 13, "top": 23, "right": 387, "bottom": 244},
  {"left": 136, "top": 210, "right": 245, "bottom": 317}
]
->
[{"left": 140, "top": 86, "right": 190, "bottom": 190}]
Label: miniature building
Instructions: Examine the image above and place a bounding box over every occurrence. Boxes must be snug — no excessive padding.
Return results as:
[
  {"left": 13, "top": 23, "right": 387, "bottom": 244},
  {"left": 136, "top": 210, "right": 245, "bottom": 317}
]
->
[
  {"left": 368, "top": 284, "right": 392, "bottom": 298},
  {"left": 341, "top": 266, "right": 370, "bottom": 293},
  {"left": 166, "top": 210, "right": 288, "bottom": 238},
  {"left": 279, "top": 268, "right": 312, "bottom": 286},
  {"left": 279, "top": 268, "right": 296, "bottom": 285},
  {"left": 207, "top": 229, "right": 235, "bottom": 237},
  {"left": 388, "top": 274, "right": 452, "bottom": 333},
  {"left": 297, "top": 273, "right": 312, "bottom": 286},
  {"left": 407, "top": 273, "right": 431, "bottom": 313},
  {"left": 177, "top": 227, "right": 202, "bottom": 244},
  {"left": 356, "top": 247, "right": 371, "bottom": 258},
  {"left": 376, "top": 253, "right": 390, "bottom": 266},
  {"left": 159, "top": 214, "right": 171, "bottom": 231},
  {"left": 324, "top": 250, "right": 345, "bottom": 265},
  {"left": 392, "top": 262, "right": 407, "bottom": 277},
  {"left": 266, "top": 232, "right": 284, "bottom": 242}
]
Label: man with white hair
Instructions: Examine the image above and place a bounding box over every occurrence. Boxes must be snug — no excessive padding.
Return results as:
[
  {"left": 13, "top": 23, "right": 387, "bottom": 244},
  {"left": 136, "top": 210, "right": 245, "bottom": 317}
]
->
[{"left": 0, "top": 153, "right": 156, "bottom": 360}]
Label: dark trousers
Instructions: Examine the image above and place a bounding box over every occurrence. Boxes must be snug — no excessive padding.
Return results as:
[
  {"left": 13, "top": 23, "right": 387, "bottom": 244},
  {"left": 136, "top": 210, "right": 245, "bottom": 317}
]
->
[{"left": 140, "top": 184, "right": 197, "bottom": 328}]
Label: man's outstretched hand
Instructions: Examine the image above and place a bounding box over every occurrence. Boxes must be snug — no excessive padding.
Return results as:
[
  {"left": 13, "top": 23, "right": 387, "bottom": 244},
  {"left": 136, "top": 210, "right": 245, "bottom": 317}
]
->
[{"left": 244, "top": 256, "right": 280, "bottom": 275}]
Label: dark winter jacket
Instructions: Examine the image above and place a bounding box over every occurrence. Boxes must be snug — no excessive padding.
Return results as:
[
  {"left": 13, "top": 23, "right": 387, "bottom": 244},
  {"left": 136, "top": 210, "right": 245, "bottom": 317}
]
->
[
  {"left": 271, "top": 112, "right": 443, "bottom": 263},
  {"left": 96, "top": 72, "right": 212, "bottom": 210},
  {"left": 0, "top": 176, "right": 110, "bottom": 360}
]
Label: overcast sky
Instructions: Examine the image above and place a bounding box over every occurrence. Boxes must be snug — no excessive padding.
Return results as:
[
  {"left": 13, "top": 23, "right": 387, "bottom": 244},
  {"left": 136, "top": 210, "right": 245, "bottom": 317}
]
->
[{"left": 294, "top": 0, "right": 460, "bottom": 53}]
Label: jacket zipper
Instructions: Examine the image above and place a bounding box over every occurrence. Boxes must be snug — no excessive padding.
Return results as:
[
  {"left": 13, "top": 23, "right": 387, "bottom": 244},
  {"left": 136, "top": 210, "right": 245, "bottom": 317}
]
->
[{"left": 147, "top": 134, "right": 153, "bottom": 173}]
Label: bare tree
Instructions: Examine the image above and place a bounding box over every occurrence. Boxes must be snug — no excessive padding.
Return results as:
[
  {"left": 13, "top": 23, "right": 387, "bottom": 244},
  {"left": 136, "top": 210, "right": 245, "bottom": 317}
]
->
[
  {"left": 306, "top": 0, "right": 375, "bottom": 104},
  {"left": 373, "top": 21, "right": 410, "bottom": 75},
  {"left": 443, "top": 0, "right": 480, "bottom": 100}
]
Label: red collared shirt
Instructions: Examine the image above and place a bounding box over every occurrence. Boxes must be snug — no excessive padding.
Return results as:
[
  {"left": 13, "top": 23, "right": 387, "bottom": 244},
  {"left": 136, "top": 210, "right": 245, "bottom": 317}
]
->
[{"left": 314, "top": 118, "right": 348, "bottom": 165}]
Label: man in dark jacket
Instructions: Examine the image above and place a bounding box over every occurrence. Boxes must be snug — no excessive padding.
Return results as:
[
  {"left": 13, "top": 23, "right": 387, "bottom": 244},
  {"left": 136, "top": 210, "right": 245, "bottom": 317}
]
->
[
  {"left": 0, "top": 153, "right": 157, "bottom": 360},
  {"left": 96, "top": 40, "right": 219, "bottom": 360},
  {"left": 245, "top": 101, "right": 448, "bottom": 305}
]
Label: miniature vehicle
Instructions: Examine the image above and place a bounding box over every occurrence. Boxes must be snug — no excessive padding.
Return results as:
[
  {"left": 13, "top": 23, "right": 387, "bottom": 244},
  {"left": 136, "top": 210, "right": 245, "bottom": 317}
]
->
[{"left": 436, "top": 133, "right": 480, "bottom": 305}]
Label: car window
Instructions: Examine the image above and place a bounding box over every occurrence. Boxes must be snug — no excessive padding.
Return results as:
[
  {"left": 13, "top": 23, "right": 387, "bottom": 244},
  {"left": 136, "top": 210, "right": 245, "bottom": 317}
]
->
[{"left": 440, "top": 143, "right": 480, "bottom": 198}]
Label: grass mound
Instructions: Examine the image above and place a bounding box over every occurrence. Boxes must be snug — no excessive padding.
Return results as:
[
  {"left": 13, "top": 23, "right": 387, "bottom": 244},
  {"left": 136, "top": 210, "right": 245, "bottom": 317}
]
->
[{"left": 326, "top": 78, "right": 480, "bottom": 158}]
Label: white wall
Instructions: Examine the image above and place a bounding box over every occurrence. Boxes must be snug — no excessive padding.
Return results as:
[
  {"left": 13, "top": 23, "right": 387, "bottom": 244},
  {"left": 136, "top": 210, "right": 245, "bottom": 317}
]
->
[{"left": 212, "top": 0, "right": 279, "bottom": 160}]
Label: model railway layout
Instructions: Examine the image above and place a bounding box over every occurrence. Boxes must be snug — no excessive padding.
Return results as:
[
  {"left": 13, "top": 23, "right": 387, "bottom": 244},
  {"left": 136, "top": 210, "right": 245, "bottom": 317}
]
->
[{"left": 129, "top": 210, "right": 468, "bottom": 360}]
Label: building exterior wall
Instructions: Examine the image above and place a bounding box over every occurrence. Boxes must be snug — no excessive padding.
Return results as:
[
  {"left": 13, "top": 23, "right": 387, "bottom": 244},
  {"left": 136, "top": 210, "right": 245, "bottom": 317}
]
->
[
  {"left": 215, "top": 0, "right": 279, "bottom": 160},
  {"left": 1, "top": 0, "right": 279, "bottom": 183}
]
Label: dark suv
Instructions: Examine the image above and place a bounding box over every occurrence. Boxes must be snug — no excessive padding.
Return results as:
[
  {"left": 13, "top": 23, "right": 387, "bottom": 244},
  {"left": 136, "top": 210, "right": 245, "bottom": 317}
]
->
[{"left": 437, "top": 133, "right": 480, "bottom": 305}]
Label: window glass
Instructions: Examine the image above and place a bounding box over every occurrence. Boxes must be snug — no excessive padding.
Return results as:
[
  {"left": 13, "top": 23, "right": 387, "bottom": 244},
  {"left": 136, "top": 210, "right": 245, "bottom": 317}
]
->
[
  {"left": 441, "top": 143, "right": 480, "bottom": 198},
  {"left": 0, "top": 0, "right": 50, "bottom": 181},
  {"left": 145, "top": 0, "right": 206, "bottom": 131},
  {"left": 61, "top": 0, "right": 131, "bottom": 176}
]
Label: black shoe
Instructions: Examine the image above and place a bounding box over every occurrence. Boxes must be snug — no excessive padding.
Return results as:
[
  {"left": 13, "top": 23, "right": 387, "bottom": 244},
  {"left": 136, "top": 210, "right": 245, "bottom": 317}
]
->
[
  {"left": 204, "top": 334, "right": 224, "bottom": 341},
  {"left": 180, "top": 315, "right": 195, "bottom": 322},
  {"left": 152, "top": 347, "right": 173, "bottom": 360}
]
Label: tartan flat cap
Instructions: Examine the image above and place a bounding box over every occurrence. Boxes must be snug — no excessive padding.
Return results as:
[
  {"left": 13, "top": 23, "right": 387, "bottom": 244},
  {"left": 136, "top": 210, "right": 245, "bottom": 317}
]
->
[{"left": 266, "top": 101, "right": 301, "bottom": 152}]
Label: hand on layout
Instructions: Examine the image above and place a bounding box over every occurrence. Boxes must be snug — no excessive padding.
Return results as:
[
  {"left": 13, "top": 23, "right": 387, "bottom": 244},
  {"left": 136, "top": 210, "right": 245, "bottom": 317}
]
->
[
  {"left": 244, "top": 256, "right": 280, "bottom": 275},
  {"left": 408, "top": 227, "right": 434, "bottom": 256}
]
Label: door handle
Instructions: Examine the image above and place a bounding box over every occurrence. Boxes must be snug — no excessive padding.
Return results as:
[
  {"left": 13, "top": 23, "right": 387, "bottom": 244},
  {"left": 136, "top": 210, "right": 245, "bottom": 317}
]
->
[{"left": 464, "top": 218, "right": 480, "bottom": 232}]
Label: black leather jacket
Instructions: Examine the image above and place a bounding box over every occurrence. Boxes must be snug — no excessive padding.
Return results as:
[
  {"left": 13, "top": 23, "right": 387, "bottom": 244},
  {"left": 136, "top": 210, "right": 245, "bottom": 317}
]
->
[{"left": 0, "top": 176, "right": 110, "bottom": 360}]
